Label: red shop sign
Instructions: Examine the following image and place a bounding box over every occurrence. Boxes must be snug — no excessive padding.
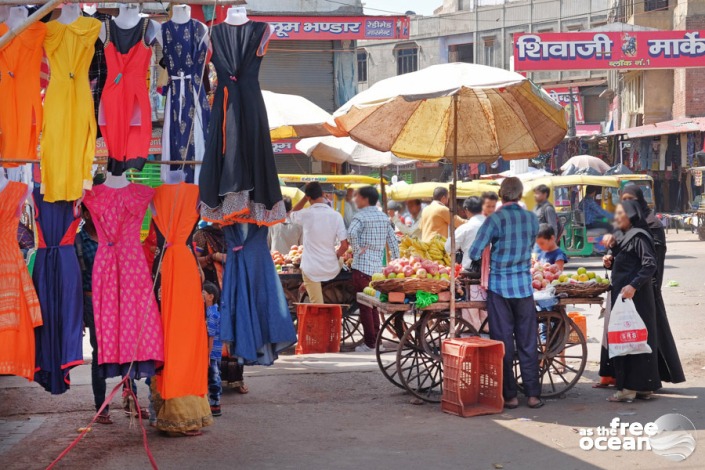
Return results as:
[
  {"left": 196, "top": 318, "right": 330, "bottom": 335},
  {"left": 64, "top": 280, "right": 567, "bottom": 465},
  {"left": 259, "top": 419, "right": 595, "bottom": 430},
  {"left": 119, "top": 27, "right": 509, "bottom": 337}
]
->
[
  {"left": 256, "top": 16, "right": 410, "bottom": 41},
  {"left": 514, "top": 31, "right": 705, "bottom": 71},
  {"left": 544, "top": 87, "right": 584, "bottom": 124},
  {"left": 272, "top": 139, "right": 301, "bottom": 155}
]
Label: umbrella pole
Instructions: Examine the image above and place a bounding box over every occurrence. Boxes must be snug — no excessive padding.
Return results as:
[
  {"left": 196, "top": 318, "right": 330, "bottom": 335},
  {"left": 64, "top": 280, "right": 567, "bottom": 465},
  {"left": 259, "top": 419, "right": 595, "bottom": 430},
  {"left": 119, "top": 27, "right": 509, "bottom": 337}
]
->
[{"left": 449, "top": 94, "right": 459, "bottom": 339}]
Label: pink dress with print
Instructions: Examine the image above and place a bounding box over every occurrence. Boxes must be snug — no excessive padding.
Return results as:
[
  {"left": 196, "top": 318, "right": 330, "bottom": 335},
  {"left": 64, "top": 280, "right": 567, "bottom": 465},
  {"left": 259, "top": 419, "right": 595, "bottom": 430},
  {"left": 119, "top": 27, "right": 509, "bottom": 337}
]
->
[{"left": 83, "top": 183, "right": 164, "bottom": 378}]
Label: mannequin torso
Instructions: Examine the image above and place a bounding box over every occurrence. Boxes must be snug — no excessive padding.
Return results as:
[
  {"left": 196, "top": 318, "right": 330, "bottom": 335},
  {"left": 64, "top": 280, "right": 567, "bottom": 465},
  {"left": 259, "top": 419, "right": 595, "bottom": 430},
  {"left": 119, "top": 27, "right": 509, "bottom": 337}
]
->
[
  {"left": 105, "top": 173, "right": 129, "bottom": 189},
  {"left": 170, "top": 4, "right": 208, "bottom": 47},
  {"left": 5, "top": 6, "right": 27, "bottom": 30},
  {"left": 58, "top": 4, "right": 81, "bottom": 25},
  {"left": 100, "top": 5, "right": 161, "bottom": 46},
  {"left": 224, "top": 7, "right": 274, "bottom": 41}
]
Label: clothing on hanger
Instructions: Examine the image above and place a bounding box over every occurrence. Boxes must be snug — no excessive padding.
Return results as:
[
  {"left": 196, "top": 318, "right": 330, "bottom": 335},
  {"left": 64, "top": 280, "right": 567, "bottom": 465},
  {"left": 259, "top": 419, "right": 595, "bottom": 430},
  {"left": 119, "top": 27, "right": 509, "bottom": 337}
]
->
[{"left": 83, "top": 10, "right": 110, "bottom": 139}]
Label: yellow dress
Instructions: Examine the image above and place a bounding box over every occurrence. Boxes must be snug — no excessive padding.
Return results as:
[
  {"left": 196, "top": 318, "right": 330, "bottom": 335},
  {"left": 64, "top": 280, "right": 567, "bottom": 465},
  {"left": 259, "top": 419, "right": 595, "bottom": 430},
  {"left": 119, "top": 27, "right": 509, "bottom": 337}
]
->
[{"left": 41, "top": 17, "right": 101, "bottom": 202}]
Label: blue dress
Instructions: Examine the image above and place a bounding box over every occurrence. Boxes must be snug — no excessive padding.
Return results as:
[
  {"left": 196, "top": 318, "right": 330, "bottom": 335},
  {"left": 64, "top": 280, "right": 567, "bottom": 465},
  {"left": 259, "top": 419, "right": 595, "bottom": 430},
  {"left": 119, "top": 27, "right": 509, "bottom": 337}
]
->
[
  {"left": 32, "top": 189, "right": 84, "bottom": 394},
  {"left": 220, "top": 224, "right": 296, "bottom": 365},
  {"left": 160, "top": 20, "right": 211, "bottom": 184}
]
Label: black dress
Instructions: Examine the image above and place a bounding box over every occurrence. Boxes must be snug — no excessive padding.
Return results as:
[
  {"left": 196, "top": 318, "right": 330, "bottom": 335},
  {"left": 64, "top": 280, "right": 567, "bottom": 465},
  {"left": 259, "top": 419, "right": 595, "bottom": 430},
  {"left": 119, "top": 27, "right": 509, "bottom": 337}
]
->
[
  {"left": 600, "top": 228, "right": 662, "bottom": 392},
  {"left": 645, "top": 211, "right": 686, "bottom": 383},
  {"left": 199, "top": 21, "right": 285, "bottom": 226}
]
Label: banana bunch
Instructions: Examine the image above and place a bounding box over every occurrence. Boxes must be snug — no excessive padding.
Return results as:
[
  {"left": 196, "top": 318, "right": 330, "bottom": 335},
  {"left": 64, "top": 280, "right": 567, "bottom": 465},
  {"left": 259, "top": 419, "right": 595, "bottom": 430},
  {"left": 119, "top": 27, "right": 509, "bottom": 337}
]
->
[{"left": 399, "top": 236, "right": 452, "bottom": 266}]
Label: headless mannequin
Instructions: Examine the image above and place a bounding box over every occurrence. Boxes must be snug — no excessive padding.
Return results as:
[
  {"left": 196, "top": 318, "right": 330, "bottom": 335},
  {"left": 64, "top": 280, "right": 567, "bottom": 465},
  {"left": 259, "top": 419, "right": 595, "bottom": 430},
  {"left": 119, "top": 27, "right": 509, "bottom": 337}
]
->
[
  {"left": 82, "top": 4, "right": 97, "bottom": 16},
  {"left": 99, "top": 5, "right": 162, "bottom": 46},
  {"left": 105, "top": 173, "right": 129, "bottom": 189},
  {"left": 224, "top": 7, "right": 275, "bottom": 44},
  {"left": 5, "top": 6, "right": 27, "bottom": 30},
  {"left": 170, "top": 5, "right": 208, "bottom": 47},
  {"left": 57, "top": 4, "right": 81, "bottom": 25}
]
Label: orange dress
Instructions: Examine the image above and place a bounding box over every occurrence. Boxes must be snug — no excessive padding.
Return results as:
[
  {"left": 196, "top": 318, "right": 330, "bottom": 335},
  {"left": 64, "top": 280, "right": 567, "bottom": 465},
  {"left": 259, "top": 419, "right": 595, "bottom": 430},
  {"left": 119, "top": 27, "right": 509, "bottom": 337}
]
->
[
  {"left": 152, "top": 183, "right": 208, "bottom": 399},
  {"left": 0, "top": 181, "right": 43, "bottom": 380},
  {"left": 0, "top": 22, "right": 46, "bottom": 165}
]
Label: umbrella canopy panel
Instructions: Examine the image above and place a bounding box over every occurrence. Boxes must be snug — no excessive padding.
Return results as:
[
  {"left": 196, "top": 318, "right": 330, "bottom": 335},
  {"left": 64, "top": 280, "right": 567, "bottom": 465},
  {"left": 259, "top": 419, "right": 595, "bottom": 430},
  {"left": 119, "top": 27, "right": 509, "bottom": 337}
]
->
[
  {"left": 333, "top": 63, "right": 567, "bottom": 162},
  {"left": 296, "top": 136, "right": 413, "bottom": 168},
  {"left": 560, "top": 155, "right": 611, "bottom": 174},
  {"left": 264, "top": 90, "right": 333, "bottom": 140}
]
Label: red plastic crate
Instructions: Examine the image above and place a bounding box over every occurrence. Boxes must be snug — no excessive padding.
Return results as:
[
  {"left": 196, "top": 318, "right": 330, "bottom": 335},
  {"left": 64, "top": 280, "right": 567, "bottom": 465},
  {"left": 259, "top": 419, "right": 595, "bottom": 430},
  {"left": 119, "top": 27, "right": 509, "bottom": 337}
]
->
[
  {"left": 295, "top": 304, "right": 343, "bottom": 355},
  {"left": 568, "top": 312, "right": 587, "bottom": 344},
  {"left": 441, "top": 337, "right": 505, "bottom": 417}
]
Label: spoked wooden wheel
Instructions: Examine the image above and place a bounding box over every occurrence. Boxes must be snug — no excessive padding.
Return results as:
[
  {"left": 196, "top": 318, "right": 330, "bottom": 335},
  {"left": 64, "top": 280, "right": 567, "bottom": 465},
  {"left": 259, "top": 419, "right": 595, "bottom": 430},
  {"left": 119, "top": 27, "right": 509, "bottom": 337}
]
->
[
  {"left": 514, "top": 311, "right": 588, "bottom": 398},
  {"left": 375, "top": 311, "right": 413, "bottom": 389},
  {"left": 340, "top": 302, "right": 363, "bottom": 350},
  {"left": 397, "top": 313, "right": 476, "bottom": 403}
]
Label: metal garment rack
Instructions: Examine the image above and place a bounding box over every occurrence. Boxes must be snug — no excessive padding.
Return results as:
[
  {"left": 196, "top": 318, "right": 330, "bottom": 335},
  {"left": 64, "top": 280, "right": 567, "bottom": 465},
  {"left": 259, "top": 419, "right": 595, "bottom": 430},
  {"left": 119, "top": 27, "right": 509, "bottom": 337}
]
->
[{"left": 0, "top": 0, "right": 246, "bottom": 48}]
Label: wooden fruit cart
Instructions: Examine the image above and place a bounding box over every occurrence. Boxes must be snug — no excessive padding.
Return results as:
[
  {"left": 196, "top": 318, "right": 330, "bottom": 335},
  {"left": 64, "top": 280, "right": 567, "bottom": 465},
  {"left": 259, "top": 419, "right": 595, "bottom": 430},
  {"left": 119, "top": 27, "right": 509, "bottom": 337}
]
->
[
  {"left": 357, "top": 293, "right": 599, "bottom": 403},
  {"left": 278, "top": 269, "right": 363, "bottom": 349}
]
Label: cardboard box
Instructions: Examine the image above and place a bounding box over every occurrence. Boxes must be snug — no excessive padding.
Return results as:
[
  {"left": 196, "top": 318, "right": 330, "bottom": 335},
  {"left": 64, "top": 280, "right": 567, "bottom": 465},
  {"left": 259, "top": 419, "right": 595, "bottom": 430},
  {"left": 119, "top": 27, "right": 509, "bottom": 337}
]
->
[{"left": 388, "top": 292, "right": 406, "bottom": 303}]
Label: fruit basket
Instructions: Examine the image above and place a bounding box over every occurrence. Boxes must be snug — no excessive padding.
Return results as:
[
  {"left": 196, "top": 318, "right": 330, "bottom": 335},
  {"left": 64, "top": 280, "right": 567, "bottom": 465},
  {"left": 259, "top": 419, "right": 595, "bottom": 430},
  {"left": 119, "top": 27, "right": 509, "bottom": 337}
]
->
[
  {"left": 371, "top": 278, "right": 450, "bottom": 295},
  {"left": 553, "top": 282, "right": 610, "bottom": 298}
]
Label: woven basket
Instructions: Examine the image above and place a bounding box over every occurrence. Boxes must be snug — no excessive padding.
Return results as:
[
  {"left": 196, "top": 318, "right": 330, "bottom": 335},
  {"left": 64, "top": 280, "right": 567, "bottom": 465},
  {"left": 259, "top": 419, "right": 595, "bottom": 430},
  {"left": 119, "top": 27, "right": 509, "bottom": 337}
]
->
[
  {"left": 372, "top": 278, "right": 450, "bottom": 294},
  {"left": 554, "top": 282, "right": 610, "bottom": 298}
]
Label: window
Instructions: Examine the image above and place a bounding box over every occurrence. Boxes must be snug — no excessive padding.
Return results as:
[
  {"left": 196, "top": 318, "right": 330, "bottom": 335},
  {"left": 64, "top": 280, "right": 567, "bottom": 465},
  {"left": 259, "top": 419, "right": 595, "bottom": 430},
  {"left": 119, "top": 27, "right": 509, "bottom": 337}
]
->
[
  {"left": 566, "top": 24, "right": 583, "bottom": 32},
  {"left": 396, "top": 45, "right": 418, "bottom": 75},
  {"left": 483, "top": 38, "right": 496, "bottom": 67},
  {"left": 448, "top": 43, "right": 473, "bottom": 63},
  {"left": 645, "top": 0, "right": 668, "bottom": 12},
  {"left": 357, "top": 49, "right": 368, "bottom": 83},
  {"left": 624, "top": 72, "right": 644, "bottom": 121}
]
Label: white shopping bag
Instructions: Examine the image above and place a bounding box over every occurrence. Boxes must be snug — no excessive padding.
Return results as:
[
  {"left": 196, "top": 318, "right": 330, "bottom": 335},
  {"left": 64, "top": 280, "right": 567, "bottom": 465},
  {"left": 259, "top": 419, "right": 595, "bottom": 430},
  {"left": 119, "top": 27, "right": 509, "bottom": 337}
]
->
[{"left": 607, "top": 294, "right": 652, "bottom": 359}]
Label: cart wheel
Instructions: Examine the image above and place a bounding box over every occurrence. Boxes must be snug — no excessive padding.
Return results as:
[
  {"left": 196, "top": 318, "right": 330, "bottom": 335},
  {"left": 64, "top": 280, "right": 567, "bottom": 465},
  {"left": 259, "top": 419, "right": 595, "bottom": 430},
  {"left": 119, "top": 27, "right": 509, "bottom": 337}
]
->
[
  {"left": 341, "top": 302, "right": 364, "bottom": 350},
  {"left": 396, "top": 313, "right": 475, "bottom": 403},
  {"left": 514, "top": 311, "right": 588, "bottom": 398},
  {"left": 375, "top": 311, "right": 413, "bottom": 390}
]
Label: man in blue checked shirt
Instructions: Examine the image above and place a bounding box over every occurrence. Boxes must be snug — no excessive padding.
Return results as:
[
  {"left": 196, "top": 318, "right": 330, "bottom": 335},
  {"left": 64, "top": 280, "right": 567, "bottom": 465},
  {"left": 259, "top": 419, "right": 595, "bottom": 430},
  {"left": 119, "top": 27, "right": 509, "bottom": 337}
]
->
[
  {"left": 348, "top": 186, "right": 399, "bottom": 352},
  {"left": 468, "top": 177, "right": 543, "bottom": 409},
  {"left": 579, "top": 185, "right": 613, "bottom": 232}
]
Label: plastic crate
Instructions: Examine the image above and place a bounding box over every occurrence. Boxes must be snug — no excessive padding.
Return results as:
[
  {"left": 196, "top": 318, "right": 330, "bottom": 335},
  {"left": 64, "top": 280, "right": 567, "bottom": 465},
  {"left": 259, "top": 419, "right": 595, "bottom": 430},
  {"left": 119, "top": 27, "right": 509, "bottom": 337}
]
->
[
  {"left": 295, "top": 304, "right": 342, "bottom": 355},
  {"left": 568, "top": 312, "right": 587, "bottom": 344},
  {"left": 441, "top": 337, "right": 505, "bottom": 417}
]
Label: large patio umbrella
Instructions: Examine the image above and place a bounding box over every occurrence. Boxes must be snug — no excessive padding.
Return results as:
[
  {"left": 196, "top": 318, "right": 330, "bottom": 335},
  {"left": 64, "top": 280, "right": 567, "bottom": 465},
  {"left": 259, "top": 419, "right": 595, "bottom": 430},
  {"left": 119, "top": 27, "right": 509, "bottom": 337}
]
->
[
  {"left": 560, "top": 154, "right": 610, "bottom": 174},
  {"left": 332, "top": 62, "right": 567, "bottom": 331},
  {"left": 264, "top": 91, "right": 333, "bottom": 141},
  {"left": 295, "top": 136, "right": 411, "bottom": 168}
]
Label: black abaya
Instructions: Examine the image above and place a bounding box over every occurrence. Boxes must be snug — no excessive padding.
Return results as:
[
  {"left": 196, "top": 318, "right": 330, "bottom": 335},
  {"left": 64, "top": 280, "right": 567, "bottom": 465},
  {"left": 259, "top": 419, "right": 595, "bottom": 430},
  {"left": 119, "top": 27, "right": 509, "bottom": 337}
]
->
[{"left": 600, "top": 228, "right": 662, "bottom": 392}]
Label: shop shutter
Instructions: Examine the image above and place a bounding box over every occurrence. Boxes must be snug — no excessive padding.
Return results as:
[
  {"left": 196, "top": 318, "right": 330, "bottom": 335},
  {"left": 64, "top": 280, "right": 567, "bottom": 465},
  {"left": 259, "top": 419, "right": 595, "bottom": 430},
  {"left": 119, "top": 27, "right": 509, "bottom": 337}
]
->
[
  {"left": 260, "top": 40, "right": 336, "bottom": 112},
  {"left": 274, "top": 154, "right": 312, "bottom": 175}
]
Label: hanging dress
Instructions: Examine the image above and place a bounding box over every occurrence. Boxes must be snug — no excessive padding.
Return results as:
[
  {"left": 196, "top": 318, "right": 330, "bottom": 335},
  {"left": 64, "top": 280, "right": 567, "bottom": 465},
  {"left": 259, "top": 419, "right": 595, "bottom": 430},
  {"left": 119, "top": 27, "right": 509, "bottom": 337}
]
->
[
  {"left": 0, "top": 182, "right": 42, "bottom": 380},
  {"left": 32, "top": 188, "right": 84, "bottom": 394},
  {"left": 221, "top": 223, "right": 296, "bottom": 365},
  {"left": 99, "top": 19, "right": 153, "bottom": 176},
  {"left": 83, "top": 183, "right": 164, "bottom": 379},
  {"left": 160, "top": 20, "right": 211, "bottom": 184},
  {"left": 84, "top": 11, "right": 110, "bottom": 139},
  {"left": 41, "top": 17, "right": 101, "bottom": 203},
  {"left": 0, "top": 22, "right": 46, "bottom": 166},
  {"left": 199, "top": 21, "right": 285, "bottom": 226}
]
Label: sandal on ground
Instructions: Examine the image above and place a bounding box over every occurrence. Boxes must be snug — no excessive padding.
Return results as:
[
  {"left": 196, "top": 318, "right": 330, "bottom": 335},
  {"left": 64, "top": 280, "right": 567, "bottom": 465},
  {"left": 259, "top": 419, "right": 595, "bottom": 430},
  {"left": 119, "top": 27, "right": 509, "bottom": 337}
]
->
[
  {"left": 592, "top": 377, "right": 616, "bottom": 389},
  {"left": 235, "top": 384, "right": 249, "bottom": 395},
  {"left": 96, "top": 413, "right": 113, "bottom": 425},
  {"left": 607, "top": 390, "right": 636, "bottom": 403},
  {"left": 636, "top": 391, "right": 654, "bottom": 400},
  {"left": 503, "top": 399, "right": 519, "bottom": 410},
  {"left": 527, "top": 397, "right": 545, "bottom": 409}
]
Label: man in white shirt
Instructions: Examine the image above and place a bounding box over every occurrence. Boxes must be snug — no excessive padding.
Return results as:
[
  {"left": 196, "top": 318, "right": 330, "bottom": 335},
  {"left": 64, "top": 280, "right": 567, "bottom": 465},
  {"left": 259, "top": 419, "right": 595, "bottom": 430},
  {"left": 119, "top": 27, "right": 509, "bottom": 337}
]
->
[
  {"left": 291, "top": 182, "right": 349, "bottom": 304},
  {"left": 445, "top": 196, "right": 484, "bottom": 271}
]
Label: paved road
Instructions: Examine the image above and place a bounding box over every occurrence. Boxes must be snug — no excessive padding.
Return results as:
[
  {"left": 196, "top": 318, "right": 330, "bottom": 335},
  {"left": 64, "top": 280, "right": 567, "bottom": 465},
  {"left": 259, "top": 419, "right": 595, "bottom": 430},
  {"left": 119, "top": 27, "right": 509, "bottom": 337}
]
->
[{"left": 1, "top": 233, "right": 704, "bottom": 470}]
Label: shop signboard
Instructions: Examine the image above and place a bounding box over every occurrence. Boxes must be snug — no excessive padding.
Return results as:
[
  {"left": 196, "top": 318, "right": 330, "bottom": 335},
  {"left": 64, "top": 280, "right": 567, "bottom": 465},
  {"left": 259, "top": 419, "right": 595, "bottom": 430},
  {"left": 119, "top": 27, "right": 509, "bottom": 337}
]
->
[
  {"left": 256, "top": 16, "right": 411, "bottom": 41},
  {"left": 544, "top": 87, "right": 584, "bottom": 124},
  {"left": 514, "top": 31, "right": 705, "bottom": 71}
]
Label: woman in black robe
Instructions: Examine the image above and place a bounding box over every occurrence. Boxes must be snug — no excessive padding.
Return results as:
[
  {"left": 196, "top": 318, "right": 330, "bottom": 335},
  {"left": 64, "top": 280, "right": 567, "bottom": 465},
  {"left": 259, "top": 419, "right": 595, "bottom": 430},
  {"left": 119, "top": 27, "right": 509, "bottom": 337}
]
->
[
  {"left": 600, "top": 201, "right": 662, "bottom": 402},
  {"left": 621, "top": 185, "right": 685, "bottom": 384}
]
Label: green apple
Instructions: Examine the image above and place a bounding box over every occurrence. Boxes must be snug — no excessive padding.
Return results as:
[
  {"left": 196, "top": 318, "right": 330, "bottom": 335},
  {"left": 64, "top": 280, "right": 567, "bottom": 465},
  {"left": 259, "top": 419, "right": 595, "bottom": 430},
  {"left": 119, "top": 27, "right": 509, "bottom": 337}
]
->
[{"left": 577, "top": 267, "right": 587, "bottom": 275}]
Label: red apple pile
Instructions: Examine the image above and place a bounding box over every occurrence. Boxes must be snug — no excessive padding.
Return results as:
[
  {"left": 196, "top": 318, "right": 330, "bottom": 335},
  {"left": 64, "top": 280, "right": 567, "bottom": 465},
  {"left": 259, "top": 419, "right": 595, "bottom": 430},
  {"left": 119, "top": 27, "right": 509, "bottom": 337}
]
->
[
  {"left": 530, "top": 260, "right": 563, "bottom": 291},
  {"left": 377, "top": 256, "right": 453, "bottom": 281}
]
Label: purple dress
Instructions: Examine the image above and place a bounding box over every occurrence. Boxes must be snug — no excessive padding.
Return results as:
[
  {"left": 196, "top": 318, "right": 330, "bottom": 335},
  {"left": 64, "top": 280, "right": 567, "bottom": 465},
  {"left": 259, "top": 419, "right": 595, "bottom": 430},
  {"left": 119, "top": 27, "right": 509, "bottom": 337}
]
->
[{"left": 32, "top": 188, "right": 84, "bottom": 394}]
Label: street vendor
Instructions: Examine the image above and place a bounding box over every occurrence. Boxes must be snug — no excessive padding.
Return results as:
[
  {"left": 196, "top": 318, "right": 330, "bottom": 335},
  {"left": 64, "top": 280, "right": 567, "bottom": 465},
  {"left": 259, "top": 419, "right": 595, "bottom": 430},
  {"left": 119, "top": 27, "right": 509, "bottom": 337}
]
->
[
  {"left": 393, "top": 199, "right": 423, "bottom": 238},
  {"left": 348, "top": 186, "right": 400, "bottom": 352},
  {"left": 268, "top": 196, "right": 303, "bottom": 254},
  {"left": 419, "top": 187, "right": 465, "bottom": 242},
  {"left": 291, "top": 182, "right": 349, "bottom": 304},
  {"left": 468, "top": 177, "right": 543, "bottom": 409}
]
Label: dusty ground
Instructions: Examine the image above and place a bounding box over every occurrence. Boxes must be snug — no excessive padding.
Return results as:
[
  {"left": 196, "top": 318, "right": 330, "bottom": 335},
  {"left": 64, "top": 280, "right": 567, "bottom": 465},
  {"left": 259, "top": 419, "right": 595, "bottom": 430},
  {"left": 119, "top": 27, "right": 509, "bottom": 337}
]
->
[{"left": 1, "top": 231, "right": 704, "bottom": 470}]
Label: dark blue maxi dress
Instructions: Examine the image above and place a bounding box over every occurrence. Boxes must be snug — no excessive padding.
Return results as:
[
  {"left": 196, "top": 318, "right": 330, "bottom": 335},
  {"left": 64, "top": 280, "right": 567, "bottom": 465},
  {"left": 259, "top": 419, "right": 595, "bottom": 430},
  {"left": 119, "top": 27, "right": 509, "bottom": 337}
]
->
[
  {"left": 220, "top": 223, "right": 296, "bottom": 365},
  {"left": 32, "top": 188, "right": 84, "bottom": 394}
]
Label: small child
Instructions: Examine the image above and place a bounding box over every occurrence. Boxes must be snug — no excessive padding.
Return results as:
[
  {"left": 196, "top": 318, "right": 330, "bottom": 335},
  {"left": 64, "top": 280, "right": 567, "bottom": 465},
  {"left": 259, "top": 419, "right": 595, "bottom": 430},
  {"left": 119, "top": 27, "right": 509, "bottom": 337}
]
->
[
  {"left": 535, "top": 224, "right": 568, "bottom": 271},
  {"left": 203, "top": 282, "right": 223, "bottom": 417}
]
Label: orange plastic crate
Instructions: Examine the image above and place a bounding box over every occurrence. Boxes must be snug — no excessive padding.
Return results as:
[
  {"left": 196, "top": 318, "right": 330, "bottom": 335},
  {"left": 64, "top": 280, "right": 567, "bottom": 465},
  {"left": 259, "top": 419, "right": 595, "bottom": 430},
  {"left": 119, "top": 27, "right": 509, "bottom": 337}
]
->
[
  {"left": 441, "top": 337, "right": 505, "bottom": 417},
  {"left": 568, "top": 312, "right": 587, "bottom": 344},
  {"left": 295, "top": 304, "right": 342, "bottom": 355}
]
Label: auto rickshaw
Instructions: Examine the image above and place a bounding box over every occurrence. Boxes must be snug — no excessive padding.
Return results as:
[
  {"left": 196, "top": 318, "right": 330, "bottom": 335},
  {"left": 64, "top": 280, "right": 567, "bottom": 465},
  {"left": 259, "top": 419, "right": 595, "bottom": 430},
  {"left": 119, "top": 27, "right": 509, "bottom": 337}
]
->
[
  {"left": 387, "top": 180, "right": 501, "bottom": 202},
  {"left": 523, "top": 176, "right": 631, "bottom": 257}
]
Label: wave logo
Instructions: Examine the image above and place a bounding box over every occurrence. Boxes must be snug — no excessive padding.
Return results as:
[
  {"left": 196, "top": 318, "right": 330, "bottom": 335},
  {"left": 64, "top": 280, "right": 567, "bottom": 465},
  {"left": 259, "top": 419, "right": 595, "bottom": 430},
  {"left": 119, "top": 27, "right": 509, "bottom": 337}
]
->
[{"left": 649, "top": 414, "right": 697, "bottom": 462}]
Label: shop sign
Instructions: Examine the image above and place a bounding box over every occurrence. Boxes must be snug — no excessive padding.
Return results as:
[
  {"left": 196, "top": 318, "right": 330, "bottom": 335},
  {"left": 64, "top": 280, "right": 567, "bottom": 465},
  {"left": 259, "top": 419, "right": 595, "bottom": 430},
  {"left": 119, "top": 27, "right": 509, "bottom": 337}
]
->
[
  {"left": 256, "top": 16, "right": 410, "bottom": 41},
  {"left": 544, "top": 87, "right": 584, "bottom": 124},
  {"left": 514, "top": 31, "right": 705, "bottom": 71},
  {"left": 272, "top": 140, "right": 300, "bottom": 155}
]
